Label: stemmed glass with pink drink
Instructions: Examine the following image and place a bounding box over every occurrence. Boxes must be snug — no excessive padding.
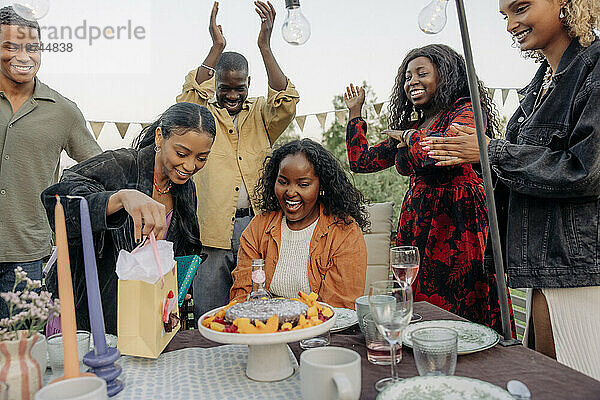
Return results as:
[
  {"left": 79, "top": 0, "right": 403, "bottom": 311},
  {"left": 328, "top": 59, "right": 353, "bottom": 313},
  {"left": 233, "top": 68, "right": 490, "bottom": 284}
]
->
[{"left": 390, "top": 246, "right": 421, "bottom": 322}]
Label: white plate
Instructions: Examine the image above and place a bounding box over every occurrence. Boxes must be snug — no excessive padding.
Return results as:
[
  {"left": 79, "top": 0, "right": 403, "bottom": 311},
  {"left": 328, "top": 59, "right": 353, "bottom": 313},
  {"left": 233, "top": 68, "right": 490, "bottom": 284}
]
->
[
  {"left": 402, "top": 320, "right": 500, "bottom": 355},
  {"left": 377, "top": 376, "right": 513, "bottom": 400},
  {"left": 199, "top": 303, "right": 337, "bottom": 382},
  {"left": 198, "top": 302, "right": 337, "bottom": 345},
  {"left": 330, "top": 307, "right": 358, "bottom": 332}
]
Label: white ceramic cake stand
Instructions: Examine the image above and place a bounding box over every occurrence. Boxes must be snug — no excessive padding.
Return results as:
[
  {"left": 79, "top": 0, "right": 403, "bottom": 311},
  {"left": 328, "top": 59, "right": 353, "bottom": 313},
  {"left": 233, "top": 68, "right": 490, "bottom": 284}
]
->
[{"left": 198, "top": 303, "right": 337, "bottom": 382}]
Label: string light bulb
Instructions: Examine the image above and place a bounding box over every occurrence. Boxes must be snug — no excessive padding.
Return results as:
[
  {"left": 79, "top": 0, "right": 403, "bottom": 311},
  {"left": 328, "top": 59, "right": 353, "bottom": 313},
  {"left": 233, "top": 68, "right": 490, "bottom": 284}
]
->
[
  {"left": 12, "top": 0, "right": 49, "bottom": 21},
  {"left": 418, "top": 0, "right": 449, "bottom": 34},
  {"left": 281, "top": 0, "right": 311, "bottom": 46}
]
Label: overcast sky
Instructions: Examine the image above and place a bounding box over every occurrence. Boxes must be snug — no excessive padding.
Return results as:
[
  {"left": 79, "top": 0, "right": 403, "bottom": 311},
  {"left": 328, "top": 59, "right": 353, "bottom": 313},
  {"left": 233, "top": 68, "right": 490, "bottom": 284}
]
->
[{"left": 6, "top": 0, "right": 539, "bottom": 149}]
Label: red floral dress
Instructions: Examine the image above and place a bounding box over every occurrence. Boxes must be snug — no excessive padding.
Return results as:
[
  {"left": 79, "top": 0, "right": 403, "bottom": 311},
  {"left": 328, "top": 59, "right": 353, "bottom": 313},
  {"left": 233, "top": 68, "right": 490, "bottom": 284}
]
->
[{"left": 346, "top": 98, "right": 514, "bottom": 335}]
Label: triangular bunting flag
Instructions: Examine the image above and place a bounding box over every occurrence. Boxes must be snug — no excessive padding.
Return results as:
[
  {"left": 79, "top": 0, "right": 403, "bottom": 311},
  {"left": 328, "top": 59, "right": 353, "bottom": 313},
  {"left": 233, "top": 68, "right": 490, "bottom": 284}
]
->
[
  {"left": 141, "top": 122, "right": 151, "bottom": 130},
  {"left": 335, "top": 110, "right": 347, "bottom": 126},
  {"left": 316, "top": 113, "right": 327, "bottom": 130},
  {"left": 295, "top": 115, "right": 307, "bottom": 132},
  {"left": 373, "top": 102, "right": 384, "bottom": 115},
  {"left": 501, "top": 89, "right": 510, "bottom": 105},
  {"left": 487, "top": 88, "right": 496, "bottom": 99},
  {"left": 89, "top": 121, "right": 104, "bottom": 139},
  {"left": 518, "top": 92, "right": 525, "bottom": 102},
  {"left": 115, "top": 122, "right": 130, "bottom": 139}
]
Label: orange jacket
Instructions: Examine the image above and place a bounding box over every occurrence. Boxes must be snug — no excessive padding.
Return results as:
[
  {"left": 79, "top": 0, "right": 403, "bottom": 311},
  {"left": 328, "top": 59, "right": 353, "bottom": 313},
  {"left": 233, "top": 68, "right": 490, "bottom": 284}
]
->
[{"left": 230, "top": 205, "right": 367, "bottom": 309}]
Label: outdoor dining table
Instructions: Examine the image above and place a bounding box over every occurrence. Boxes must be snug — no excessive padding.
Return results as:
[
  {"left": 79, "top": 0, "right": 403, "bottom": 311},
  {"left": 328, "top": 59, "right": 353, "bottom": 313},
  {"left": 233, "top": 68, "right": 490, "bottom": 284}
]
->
[{"left": 164, "top": 301, "right": 600, "bottom": 399}]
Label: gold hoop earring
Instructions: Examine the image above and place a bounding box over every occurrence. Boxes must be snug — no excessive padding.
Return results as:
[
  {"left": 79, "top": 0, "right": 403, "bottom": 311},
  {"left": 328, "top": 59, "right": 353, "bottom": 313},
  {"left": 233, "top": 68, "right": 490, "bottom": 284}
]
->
[{"left": 319, "top": 190, "right": 325, "bottom": 196}]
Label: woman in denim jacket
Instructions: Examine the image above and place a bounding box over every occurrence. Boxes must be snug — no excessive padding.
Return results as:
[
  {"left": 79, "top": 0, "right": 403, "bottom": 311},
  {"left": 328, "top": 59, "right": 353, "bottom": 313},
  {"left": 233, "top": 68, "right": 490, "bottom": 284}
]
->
[{"left": 423, "top": 0, "right": 600, "bottom": 380}]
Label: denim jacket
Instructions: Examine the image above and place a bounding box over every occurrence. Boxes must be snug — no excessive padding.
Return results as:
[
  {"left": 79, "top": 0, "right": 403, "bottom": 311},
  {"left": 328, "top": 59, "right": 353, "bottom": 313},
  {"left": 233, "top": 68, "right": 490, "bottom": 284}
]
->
[
  {"left": 486, "top": 38, "right": 600, "bottom": 288},
  {"left": 40, "top": 145, "right": 201, "bottom": 334}
]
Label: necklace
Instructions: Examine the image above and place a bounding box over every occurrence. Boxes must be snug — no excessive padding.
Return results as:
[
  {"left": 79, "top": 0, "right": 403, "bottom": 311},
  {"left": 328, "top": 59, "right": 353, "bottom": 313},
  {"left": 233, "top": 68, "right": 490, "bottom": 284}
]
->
[
  {"left": 420, "top": 111, "right": 443, "bottom": 130},
  {"left": 534, "top": 66, "right": 553, "bottom": 111},
  {"left": 541, "top": 66, "right": 553, "bottom": 91},
  {"left": 153, "top": 177, "right": 172, "bottom": 194}
]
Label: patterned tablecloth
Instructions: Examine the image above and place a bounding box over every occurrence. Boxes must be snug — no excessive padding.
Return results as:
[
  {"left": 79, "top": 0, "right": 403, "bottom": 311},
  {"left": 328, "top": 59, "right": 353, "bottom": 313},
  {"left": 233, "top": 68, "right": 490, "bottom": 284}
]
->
[
  {"left": 42, "top": 302, "right": 600, "bottom": 399},
  {"left": 43, "top": 345, "right": 301, "bottom": 400}
]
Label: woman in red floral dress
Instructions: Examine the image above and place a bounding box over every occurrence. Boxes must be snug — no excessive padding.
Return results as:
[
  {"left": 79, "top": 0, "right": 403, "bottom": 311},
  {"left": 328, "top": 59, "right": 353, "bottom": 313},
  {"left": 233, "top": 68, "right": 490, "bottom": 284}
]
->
[{"left": 345, "top": 44, "right": 514, "bottom": 334}]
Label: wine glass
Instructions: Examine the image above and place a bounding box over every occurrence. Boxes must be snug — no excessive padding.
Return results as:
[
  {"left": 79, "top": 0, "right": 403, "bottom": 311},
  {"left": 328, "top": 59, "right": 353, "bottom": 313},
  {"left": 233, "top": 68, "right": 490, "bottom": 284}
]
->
[
  {"left": 390, "top": 246, "right": 421, "bottom": 322},
  {"left": 368, "top": 280, "right": 413, "bottom": 391}
]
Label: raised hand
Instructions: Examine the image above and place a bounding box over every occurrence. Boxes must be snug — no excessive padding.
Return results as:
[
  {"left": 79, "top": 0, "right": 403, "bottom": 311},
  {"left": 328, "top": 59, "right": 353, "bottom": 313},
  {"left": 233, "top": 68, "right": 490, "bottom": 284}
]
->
[
  {"left": 255, "top": 0, "right": 286, "bottom": 91},
  {"left": 209, "top": 1, "right": 226, "bottom": 49},
  {"left": 344, "top": 84, "right": 365, "bottom": 111},
  {"left": 344, "top": 84, "right": 365, "bottom": 120},
  {"left": 255, "top": 1, "right": 275, "bottom": 49},
  {"left": 109, "top": 189, "right": 167, "bottom": 242}
]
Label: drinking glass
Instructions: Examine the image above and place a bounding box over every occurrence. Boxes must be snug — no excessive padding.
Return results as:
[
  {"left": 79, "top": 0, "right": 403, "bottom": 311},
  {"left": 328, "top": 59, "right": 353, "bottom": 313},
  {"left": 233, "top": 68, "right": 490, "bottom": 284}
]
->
[
  {"left": 299, "top": 330, "right": 330, "bottom": 349},
  {"left": 363, "top": 313, "right": 402, "bottom": 365},
  {"left": 47, "top": 330, "right": 91, "bottom": 375},
  {"left": 368, "top": 280, "right": 413, "bottom": 391},
  {"left": 412, "top": 327, "right": 457, "bottom": 376},
  {"left": 390, "top": 246, "right": 421, "bottom": 322}
]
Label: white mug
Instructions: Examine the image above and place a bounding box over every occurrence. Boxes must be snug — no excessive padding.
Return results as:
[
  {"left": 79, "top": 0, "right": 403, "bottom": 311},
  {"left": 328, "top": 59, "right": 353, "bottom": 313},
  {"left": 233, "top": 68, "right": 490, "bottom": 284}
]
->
[
  {"left": 35, "top": 376, "right": 107, "bottom": 400},
  {"left": 300, "top": 347, "right": 361, "bottom": 400}
]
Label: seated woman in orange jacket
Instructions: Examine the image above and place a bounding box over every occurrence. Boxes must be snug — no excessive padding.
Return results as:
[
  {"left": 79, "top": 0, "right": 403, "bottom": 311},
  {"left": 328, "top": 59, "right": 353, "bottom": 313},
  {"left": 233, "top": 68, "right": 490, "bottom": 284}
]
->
[{"left": 230, "top": 139, "right": 368, "bottom": 309}]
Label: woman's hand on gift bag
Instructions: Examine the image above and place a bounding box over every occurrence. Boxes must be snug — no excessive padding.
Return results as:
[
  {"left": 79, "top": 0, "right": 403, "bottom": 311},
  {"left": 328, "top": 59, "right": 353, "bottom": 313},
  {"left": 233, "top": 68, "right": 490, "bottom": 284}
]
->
[{"left": 108, "top": 189, "right": 167, "bottom": 242}]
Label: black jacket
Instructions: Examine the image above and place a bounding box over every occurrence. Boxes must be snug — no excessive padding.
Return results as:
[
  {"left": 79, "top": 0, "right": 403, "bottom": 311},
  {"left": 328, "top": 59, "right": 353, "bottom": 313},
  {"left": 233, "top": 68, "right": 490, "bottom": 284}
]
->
[
  {"left": 487, "top": 38, "right": 600, "bottom": 288},
  {"left": 41, "top": 145, "right": 201, "bottom": 334}
]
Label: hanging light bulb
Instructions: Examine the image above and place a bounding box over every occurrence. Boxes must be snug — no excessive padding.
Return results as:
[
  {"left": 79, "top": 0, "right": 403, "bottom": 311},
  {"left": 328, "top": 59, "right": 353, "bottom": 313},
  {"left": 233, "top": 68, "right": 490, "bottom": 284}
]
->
[
  {"left": 281, "top": 0, "right": 311, "bottom": 46},
  {"left": 12, "top": 0, "right": 49, "bottom": 21},
  {"left": 418, "top": 0, "right": 449, "bottom": 34}
]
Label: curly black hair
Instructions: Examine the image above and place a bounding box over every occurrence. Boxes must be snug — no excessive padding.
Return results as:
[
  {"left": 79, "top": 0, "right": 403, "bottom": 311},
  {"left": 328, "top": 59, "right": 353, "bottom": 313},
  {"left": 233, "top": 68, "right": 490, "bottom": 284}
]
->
[
  {"left": 255, "top": 139, "right": 370, "bottom": 231},
  {"left": 388, "top": 44, "right": 500, "bottom": 137}
]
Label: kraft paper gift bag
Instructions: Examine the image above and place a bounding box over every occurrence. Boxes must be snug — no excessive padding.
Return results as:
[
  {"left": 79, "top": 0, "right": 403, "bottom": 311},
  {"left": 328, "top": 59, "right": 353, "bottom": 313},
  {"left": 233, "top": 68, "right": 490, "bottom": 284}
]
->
[{"left": 117, "top": 233, "right": 180, "bottom": 359}]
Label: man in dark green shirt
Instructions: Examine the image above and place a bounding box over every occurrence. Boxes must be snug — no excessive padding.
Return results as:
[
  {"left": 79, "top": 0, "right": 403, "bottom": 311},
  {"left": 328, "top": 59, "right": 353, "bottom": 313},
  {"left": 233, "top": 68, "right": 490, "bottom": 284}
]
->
[{"left": 0, "top": 7, "right": 101, "bottom": 318}]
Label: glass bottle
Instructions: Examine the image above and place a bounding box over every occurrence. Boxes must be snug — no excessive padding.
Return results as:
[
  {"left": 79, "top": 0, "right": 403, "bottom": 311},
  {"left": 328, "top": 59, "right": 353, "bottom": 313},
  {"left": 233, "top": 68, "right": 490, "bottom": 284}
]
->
[{"left": 247, "top": 259, "right": 271, "bottom": 301}]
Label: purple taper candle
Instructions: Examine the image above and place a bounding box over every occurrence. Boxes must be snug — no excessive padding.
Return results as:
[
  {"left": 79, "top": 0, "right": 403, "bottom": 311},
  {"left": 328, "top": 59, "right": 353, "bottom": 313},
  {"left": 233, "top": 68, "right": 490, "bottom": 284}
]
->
[{"left": 73, "top": 196, "right": 108, "bottom": 355}]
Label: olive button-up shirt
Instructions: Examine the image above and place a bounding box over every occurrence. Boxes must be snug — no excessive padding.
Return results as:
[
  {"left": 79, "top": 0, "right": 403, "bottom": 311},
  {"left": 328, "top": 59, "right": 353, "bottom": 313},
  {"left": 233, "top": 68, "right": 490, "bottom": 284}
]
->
[{"left": 0, "top": 79, "right": 101, "bottom": 262}]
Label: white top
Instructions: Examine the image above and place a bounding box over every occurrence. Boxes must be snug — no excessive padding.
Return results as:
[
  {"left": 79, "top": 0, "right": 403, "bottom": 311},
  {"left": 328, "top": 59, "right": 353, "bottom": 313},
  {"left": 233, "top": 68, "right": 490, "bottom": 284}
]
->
[{"left": 269, "top": 217, "right": 318, "bottom": 299}]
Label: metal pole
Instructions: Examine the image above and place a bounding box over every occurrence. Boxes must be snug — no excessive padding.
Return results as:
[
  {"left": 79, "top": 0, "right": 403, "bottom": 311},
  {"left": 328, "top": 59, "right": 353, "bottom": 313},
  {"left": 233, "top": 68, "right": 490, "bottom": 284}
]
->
[{"left": 454, "top": 0, "right": 516, "bottom": 343}]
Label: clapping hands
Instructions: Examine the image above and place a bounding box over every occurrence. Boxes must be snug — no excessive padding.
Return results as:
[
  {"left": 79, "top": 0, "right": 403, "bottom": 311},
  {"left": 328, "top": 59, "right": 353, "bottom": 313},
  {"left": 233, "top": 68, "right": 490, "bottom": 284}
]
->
[
  {"left": 209, "top": 2, "right": 226, "bottom": 49},
  {"left": 255, "top": 1, "right": 276, "bottom": 49},
  {"left": 421, "top": 124, "right": 488, "bottom": 166}
]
